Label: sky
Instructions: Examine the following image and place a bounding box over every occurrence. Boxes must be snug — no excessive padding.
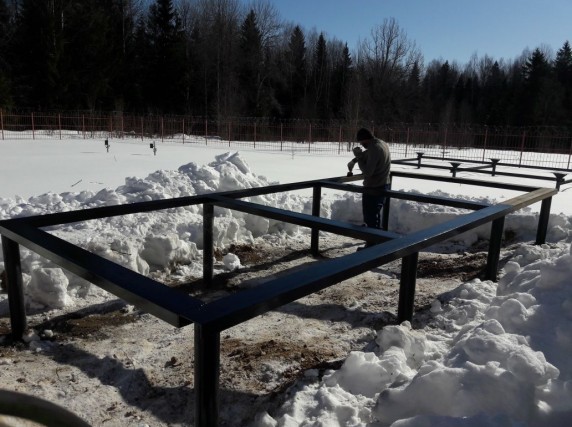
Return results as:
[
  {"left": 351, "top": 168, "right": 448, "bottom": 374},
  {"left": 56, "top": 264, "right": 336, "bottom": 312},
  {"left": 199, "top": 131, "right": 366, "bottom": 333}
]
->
[
  {"left": 260, "top": 0, "right": 572, "bottom": 64},
  {"left": 1, "top": 136, "right": 572, "bottom": 425}
]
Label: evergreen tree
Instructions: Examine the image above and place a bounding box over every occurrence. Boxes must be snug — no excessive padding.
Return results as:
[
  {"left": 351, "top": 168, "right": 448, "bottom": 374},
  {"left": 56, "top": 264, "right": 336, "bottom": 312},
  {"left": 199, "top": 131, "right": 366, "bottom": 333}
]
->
[
  {"left": 237, "top": 9, "right": 263, "bottom": 116},
  {"left": 10, "top": 0, "right": 67, "bottom": 109},
  {"left": 555, "top": 41, "right": 572, "bottom": 121},
  {"left": 311, "top": 33, "right": 329, "bottom": 119},
  {"left": 330, "top": 43, "right": 352, "bottom": 119},
  {"left": 521, "top": 48, "right": 559, "bottom": 125},
  {"left": 286, "top": 25, "right": 308, "bottom": 117},
  {"left": 146, "top": 0, "right": 186, "bottom": 113},
  {"left": 0, "top": 0, "right": 12, "bottom": 107}
]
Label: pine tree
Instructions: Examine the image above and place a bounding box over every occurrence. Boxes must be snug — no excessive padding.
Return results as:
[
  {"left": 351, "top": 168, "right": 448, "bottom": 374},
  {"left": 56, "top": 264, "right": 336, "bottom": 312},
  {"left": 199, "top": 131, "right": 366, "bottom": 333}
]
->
[
  {"left": 286, "top": 25, "right": 308, "bottom": 117},
  {"left": 311, "top": 33, "right": 330, "bottom": 119},
  {"left": 146, "top": 0, "right": 186, "bottom": 113},
  {"left": 237, "top": 9, "right": 263, "bottom": 116},
  {"left": 330, "top": 43, "right": 352, "bottom": 119},
  {"left": 555, "top": 41, "right": 572, "bottom": 120},
  {"left": 10, "top": 0, "right": 67, "bottom": 109},
  {"left": 0, "top": 0, "right": 12, "bottom": 107}
]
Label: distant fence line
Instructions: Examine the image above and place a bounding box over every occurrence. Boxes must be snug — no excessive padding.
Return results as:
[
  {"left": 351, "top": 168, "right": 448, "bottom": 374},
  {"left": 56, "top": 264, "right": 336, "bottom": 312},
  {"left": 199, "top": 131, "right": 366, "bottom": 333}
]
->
[{"left": 1, "top": 111, "right": 572, "bottom": 170}]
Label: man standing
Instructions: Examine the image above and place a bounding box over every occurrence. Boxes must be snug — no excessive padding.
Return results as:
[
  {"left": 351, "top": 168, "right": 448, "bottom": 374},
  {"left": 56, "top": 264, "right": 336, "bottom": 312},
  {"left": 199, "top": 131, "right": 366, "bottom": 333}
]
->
[{"left": 347, "top": 128, "right": 391, "bottom": 234}]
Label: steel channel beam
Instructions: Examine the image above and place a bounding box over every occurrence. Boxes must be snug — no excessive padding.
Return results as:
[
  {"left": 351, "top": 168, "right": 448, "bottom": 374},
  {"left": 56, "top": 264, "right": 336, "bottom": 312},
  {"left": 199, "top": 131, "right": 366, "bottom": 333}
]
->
[
  {"left": 0, "top": 221, "right": 204, "bottom": 327},
  {"left": 206, "top": 195, "right": 400, "bottom": 243},
  {"left": 390, "top": 171, "right": 540, "bottom": 192},
  {"left": 321, "top": 182, "right": 490, "bottom": 210}
]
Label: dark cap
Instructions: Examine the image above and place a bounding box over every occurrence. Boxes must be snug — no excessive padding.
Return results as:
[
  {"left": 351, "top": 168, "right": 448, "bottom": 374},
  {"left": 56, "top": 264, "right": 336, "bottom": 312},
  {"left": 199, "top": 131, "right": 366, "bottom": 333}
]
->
[{"left": 356, "top": 128, "right": 374, "bottom": 141}]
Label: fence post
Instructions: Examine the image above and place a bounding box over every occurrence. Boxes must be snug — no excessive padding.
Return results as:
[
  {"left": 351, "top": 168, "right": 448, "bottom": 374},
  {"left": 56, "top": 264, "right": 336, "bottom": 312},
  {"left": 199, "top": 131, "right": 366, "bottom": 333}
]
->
[
  {"left": 182, "top": 118, "right": 185, "bottom": 144},
  {"left": 338, "top": 125, "right": 342, "bottom": 155},
  {"left": 308, "top": 123, "right": 311, "bottom": 153},
  {"left": 140, "top": 117, "right": 143, "bottom": 141},
  {"left": 109, "top": 115, "right": 113, "bottom": 139},
  {"left": 405, "top": 127, "right": 410, "bottom": 158},
  {"left": 161, "top": 117, "right": 164, "bottom": 142},
  {"left": 205, "top": 119, "right": 208, "bottom": 145},
  {"left": 1, "top": 108, "right": 5, "bottom": 140},
  {"left": 31, "top": 112, "right": 35, "bottom": 140},
  {"left": 519, "top": 131, "right": 526, "bottom": 167},
  {"left": 121, "top": 114, "right": 124, "bottom": 139},
  {"left": 58, "top": 114, "right": 62, "bottom": 140},
  {"left": 280, "top": 123, "right": 283, "bottom": 151},
  {"left": 82, "top": 115, "right": 85, "bottom": 139}
]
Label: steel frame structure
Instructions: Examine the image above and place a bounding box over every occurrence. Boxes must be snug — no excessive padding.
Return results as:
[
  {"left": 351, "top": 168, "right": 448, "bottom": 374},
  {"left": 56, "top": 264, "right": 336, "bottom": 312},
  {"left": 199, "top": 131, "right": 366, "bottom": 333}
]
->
[{"left": 0, "top": 171, "right": 559, "bottom": 426}]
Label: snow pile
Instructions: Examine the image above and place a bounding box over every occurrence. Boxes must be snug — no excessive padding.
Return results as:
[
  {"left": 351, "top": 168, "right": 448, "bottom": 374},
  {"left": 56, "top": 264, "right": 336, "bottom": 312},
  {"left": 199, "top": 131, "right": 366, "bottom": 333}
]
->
[{"left": 257, "top": 242, "right": 572, "bottom": 426}]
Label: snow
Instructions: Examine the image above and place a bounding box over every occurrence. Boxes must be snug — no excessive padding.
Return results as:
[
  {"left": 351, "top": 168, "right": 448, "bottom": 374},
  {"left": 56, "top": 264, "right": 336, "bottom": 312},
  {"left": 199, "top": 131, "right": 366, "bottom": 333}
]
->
[{"left": 0, "top": 136, "right": 572, "bottom": 426}]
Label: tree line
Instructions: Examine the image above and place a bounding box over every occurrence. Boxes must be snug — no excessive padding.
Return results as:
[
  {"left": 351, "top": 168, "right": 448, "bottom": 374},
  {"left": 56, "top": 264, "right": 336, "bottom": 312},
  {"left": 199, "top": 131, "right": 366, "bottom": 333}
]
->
[{"left": 1, "top": 0, "right": 571, "bottom": 127}]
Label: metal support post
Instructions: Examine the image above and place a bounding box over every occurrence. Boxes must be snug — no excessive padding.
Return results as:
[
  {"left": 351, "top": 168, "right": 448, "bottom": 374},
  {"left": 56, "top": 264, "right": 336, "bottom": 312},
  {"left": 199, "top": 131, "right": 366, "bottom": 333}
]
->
[
  {"left": 311, "top": 185, "right": 321, "bottom": 256},
  {"left": 490, "top": 158, "right": 500, "bottom": 176},
  {"left": 485, "top": 217, "right": 505, "bottom": 281},
  {"left": 535, "top": 197, "right": 552, "bottom": 245},
  {"left": 553, "top": 172, "right": 567, "bottom": 190},
  {"left": 450, "top": 162, "right": 461, "bottom": 177},
  {"left": 416, "top": 152, "right": 424, "bottom": 169},
  {"left": 203, "top": 204, "right": 214, "bottom": 286},
  {"left": 381, "top": 182, "right": 392, "bottom": 231},
  {"left": 194, "top": 324, "right": 220, "bottom": 427},
  {"left": 397, "top": 252, "right": 419, "bottom": 323},
  {"left": 1, "top": 236, "right": 27, "bottom": 339}
]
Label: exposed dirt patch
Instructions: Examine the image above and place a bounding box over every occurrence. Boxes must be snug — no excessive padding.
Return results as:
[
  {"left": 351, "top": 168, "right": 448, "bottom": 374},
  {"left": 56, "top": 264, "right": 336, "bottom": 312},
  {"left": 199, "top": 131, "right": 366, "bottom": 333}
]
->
[{"left": 0, "top": 234, "right": 491, "bottom": 426}]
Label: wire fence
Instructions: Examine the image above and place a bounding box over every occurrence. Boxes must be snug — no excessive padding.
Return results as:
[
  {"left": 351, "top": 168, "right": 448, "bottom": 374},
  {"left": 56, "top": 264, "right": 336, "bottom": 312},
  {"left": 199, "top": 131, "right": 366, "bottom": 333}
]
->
[{"left": 2, "top": 111, "right": 572, "bottom": 170}]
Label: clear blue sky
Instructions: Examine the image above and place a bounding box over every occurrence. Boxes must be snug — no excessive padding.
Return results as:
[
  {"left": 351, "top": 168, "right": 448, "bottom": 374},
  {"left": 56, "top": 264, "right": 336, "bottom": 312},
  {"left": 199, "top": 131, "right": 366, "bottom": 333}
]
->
[{"left": 252, "top": 0, "right": 572, "bottom": 64}]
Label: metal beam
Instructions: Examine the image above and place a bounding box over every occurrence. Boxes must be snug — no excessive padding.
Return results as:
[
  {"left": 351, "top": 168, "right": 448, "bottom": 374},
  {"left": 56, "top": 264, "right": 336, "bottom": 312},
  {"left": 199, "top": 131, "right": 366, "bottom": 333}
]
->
[{"left": 0, "top": 221, "right": 204, "bottom": 327}]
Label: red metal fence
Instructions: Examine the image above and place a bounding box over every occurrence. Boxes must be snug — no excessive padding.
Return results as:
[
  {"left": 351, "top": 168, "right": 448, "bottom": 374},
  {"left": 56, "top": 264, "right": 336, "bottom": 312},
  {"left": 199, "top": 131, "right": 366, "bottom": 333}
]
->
[{"left": 2, "top": 111, "right": 572, "bottom": 170}]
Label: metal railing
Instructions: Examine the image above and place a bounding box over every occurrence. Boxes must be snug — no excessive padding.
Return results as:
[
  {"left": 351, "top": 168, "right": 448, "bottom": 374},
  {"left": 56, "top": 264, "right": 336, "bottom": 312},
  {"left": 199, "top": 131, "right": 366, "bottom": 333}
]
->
[{"left": 0, "top": 171, "right": 559, "bottom": 426}]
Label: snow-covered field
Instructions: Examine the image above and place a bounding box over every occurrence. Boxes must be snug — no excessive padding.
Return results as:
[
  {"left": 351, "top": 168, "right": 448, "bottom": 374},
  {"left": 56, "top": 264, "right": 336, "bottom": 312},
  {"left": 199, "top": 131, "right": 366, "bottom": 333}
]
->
[{"left": 1, "top": 136, "right": 572, "bottom": 426}]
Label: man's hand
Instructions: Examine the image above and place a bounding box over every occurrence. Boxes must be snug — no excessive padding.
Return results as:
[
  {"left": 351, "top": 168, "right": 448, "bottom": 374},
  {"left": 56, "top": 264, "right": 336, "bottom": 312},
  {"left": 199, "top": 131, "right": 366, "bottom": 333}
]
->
[{"left": 352, "top": 146, "right": 363, "bottom": 157}]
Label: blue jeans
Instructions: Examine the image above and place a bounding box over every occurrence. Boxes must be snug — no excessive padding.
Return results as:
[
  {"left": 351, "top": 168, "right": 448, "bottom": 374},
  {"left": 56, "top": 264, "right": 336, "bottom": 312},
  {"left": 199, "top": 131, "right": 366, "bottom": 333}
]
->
[{"left": 362, "top": 184, "right": 390, "bottom": 229}]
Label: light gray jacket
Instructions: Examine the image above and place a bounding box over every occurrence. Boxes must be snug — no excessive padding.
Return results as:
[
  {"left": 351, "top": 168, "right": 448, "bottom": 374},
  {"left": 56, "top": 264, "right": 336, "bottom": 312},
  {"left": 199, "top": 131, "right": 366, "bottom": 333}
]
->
[{"left": 355, "top": 138, "right": 391, "bottom": 187}]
